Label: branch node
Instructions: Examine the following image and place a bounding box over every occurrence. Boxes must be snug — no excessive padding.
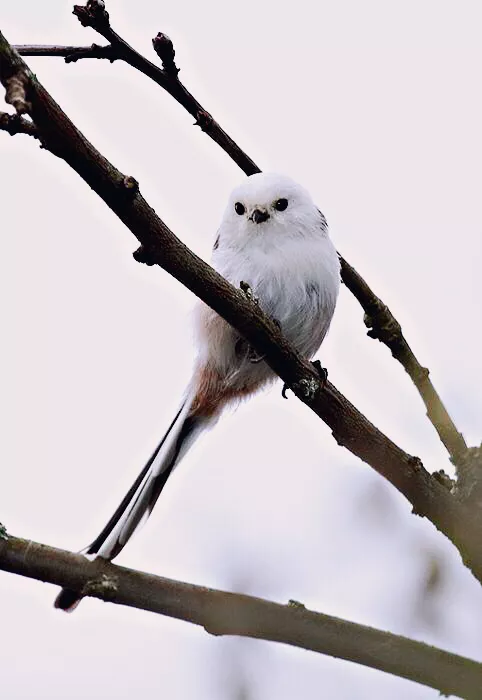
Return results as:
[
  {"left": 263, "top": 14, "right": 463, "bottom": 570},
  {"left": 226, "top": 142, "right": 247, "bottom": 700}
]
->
[
  {"left": 122, "top": 175, "right": 139, "bottom": 194},
  {"left": 292, "top": 376, "right": 320, "bottom": 403},
  {"left": 0, "top": 112, "right": 41, "bottom": 144},
  {"left": 152, "top": 33, "right": 180, "bottom": 77},
  {"left": 4, "top": 71, "right": 31, "bottom": 115},
  {"left": 133, "top": 245, "right": 156, "bottom": 266},
  {"left": 288, "top": 362, "right": 327, "bottom": 403},
  {"left": 73, "top": 0, "right": 110, "bottom": 31},
  {"left": 364, "top": 306, "right": 402, "bottom": 345},
  {"left": 195, "top": 109, "right": 214, "bottom": 133},
  {"left": 82, "top": 573, "right": 118, "bottom": 599},
  {"left": 413, "top": 365, "right": 430, "bottom": 383},
  {"left": 432, "top": 469, "right": 456, "bottom": 492},
  {"left": 454, "top": 444, "right": 482, "bottom": 510},
  {"left": 408, "top": 455, "right": 423, "bottom": 471},
  {"left": 408, "top": 456, "right": 428, "bottom": 515},
  {"left": 65, "top": 43, "right": 118, "bottom": 64}
]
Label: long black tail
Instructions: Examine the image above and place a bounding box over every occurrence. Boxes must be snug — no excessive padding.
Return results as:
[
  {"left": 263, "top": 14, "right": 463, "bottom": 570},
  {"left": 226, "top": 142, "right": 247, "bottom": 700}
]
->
[{"left": 55, "top": 399, "right": 208, "bottom": 611}]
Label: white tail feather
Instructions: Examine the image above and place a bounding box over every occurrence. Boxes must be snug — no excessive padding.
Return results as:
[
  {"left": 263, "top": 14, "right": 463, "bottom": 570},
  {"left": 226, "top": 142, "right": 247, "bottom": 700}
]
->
[
  {"left": 55, "top": 395, "right": 211, "bottom": 611},
  {"left": 98, "top": 399, "right": 195, "bottom": 557}
]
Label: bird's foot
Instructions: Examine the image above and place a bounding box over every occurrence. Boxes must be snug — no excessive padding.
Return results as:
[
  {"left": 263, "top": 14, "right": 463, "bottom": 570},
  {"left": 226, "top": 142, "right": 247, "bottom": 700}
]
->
[
  {"left": 240, "top": 284, "right": 280, "bottom": 364},
  {"left": 312, "top": 359, "right": 328, "bottom": 386},
  {"left": 239, "top": 280, "right": 259, "bottom": 305}
]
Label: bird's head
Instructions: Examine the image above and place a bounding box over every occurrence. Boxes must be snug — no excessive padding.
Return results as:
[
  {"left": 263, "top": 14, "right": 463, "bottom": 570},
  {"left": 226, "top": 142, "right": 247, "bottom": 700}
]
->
[{"left": 217, "top": 172, "right": 326, "bottom": 249}]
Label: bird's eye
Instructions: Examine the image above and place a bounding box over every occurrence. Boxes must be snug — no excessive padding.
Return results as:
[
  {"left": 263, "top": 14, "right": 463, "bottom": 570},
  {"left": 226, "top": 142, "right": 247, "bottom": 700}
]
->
[
  {"left": 274, "top": 198, "right": 288, "bottom": 211},
  {"left": 234, "top": 202, "right": 245, "bottom": 215}
]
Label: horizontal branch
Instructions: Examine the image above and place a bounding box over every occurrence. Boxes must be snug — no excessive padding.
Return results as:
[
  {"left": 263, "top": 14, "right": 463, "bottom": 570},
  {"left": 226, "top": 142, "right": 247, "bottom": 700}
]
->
[
  {"left": 1, "top": 31, "right": 481, "bottom": 582},
  {"left": 1, "top": 534, "right": 481, "bottom": 699},
  {"left": 13, "top": 2, "right": 470, "bottom": 466},
  {"left": 13, "top": 42, "right": 118, "bottom": 62}
]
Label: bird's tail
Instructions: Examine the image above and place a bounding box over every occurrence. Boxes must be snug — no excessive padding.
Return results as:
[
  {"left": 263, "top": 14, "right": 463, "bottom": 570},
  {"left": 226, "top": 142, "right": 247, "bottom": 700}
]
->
[{"left": 54, "top": 396, "right": 209, "bottom": 612}]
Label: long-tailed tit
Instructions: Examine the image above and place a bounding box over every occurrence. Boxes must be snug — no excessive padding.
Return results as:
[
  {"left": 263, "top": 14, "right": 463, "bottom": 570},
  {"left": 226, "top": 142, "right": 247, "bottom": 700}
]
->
[{"left": 55, "top": 172, "right": 340, "bottom": 611}]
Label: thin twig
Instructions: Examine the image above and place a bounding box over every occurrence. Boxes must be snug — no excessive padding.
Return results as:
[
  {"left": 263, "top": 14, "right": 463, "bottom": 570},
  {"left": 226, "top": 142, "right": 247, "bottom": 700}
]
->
[
  {"left": 13, "top": 43, "right": 118, "bottom": 63},
  {"left": 1, "top": 535, "right": 481, "bottom": 700},
  {"left": 13, "top": 4, "right": 470, "bottom": 465},
  {"left": 340, "top": 258, "right": 468, "bottom": 463},
  {"left": 71, "top": 0, "right": 259, "bottom": 174},
  {"left": 1, "top": 31, "right": 481, "bottom": 581}
]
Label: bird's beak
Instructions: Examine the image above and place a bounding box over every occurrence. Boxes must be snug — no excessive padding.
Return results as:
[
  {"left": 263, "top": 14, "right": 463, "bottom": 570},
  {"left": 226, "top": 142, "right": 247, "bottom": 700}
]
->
[{"left": 250, "top": 208, "right": 270, "bottom": 224}]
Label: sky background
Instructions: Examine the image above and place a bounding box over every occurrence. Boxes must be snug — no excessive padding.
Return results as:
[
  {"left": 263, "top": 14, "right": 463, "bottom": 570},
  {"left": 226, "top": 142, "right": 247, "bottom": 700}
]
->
[{"left": 1, "top": 1, "right": 482, "bottom": 698}]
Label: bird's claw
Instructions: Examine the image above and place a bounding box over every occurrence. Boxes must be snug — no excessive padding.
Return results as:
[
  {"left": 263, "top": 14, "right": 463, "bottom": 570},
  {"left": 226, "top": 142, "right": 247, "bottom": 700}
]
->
[
  {"left": 239, "top": 280, "right": 259, "bottom": 305},
  {"left": 239, "top": 281, "right": 261, "bottom": 361},
  {"left": 312, "top": 359, "right": 328, "bottom": 386}
]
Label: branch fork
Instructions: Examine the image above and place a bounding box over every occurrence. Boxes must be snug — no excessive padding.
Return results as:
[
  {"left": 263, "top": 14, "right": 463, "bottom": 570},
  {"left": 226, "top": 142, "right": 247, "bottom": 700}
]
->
[
  {"left": 11, "top": 6, "right": 471, "bottom": 471},
  {"left": 2, "top": 23, "right": 481, "bottom": 582},
  {"left": 73, "top": 0, "right": 110, "bottom": 31},
  {"left": 1, "top": 15, "right": 482, "bottom": 697}
]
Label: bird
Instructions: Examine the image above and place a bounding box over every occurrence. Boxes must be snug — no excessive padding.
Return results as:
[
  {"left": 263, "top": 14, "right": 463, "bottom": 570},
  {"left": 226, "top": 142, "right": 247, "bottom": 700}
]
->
[{"left": 54, "top": 172, "right": 341, "bottom": 611}]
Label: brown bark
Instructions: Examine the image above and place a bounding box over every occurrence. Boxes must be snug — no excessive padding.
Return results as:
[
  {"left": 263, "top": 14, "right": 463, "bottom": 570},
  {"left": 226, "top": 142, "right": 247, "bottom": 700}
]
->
[{"left": 1, "top": 534, "right": 481, "bottom": 700}]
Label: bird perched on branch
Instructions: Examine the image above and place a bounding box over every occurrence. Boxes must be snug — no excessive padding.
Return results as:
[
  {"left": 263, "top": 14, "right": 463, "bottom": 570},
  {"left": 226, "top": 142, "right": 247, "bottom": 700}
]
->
[{"left": 55, "top": 172, "right": 340, "bottom": 611}]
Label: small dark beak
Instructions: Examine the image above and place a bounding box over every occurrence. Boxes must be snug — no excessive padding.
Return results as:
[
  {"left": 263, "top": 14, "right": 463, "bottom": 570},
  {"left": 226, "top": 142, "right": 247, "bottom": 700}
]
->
[{"left": 250, "top": 208, "right": 270, "bottom": 224}]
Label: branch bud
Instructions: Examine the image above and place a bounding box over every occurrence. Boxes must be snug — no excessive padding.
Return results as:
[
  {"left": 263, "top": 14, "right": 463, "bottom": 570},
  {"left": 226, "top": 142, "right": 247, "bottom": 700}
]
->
[{"left": 152, "top": 33, "right": 179, "bottom": 77}]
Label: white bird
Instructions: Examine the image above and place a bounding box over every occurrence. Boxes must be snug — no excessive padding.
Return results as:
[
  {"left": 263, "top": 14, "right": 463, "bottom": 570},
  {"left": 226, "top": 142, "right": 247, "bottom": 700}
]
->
[{"left": 55, "top": 172, "right": 340, "bottom": 611}]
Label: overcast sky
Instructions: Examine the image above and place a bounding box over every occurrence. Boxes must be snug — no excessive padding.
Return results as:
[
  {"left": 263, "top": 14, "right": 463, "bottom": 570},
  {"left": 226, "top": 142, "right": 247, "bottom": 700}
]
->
[{"left": 1, "top": 1, "right": 481, "bottom": 698}]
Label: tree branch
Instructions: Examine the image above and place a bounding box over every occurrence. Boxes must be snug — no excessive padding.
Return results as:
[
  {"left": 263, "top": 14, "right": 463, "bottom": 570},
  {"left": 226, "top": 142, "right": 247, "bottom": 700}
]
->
[
  {"left": 13, "top": 42, "right": 118, "bottom": 63},
  {"left": 0, "top": 110, "right": 39, "bottom": 139},
  {"left": 456, "top": 445, "right": 482, "bottom": 510},
  {"left": 13, "top": 1, "right": 470, "bottom": 467},
  {"left": 1, "top": 31, "right": 481, "bottom": 582},
  {"left": 69, "top": 0, "right": 259, "bottom": 174},
  {"left": 340, "top": 258, "right": 468, "bottom": 463},
  {"left": 0, "top": 533, "right": 480, "bottom": 699}
]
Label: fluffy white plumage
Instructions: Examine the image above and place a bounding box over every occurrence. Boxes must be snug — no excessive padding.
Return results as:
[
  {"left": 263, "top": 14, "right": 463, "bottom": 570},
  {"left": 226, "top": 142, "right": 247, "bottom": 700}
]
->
[
  {"left": 194, "top": 172, "right": 340, "bottom": 394},
  {"left": 55, "top": 172, "right": 340, "bottom": 611}
]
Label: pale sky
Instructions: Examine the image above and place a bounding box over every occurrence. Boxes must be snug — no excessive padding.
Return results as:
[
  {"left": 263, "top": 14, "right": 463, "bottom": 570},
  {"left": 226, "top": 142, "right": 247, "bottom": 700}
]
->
[{"left": 1, "top": 1, "right": 481, "bottom": 698}]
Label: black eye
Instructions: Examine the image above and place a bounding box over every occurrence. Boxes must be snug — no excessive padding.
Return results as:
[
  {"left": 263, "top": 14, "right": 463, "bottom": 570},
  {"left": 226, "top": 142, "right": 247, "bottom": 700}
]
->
[
  {"left": 274, "top": 198, "right": 288, "bottom": 211},
  {"left": 234, "top": 202, "right": 245, "bottom": 215}
]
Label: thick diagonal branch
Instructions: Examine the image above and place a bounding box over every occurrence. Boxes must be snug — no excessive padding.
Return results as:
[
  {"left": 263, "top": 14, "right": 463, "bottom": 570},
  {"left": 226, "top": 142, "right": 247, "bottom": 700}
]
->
[
  {"left": 13, "top": 6, "right": 469, "bottom": 465},
  {"left": 1, "top": 31, "right": 481, "bottom": 581},
  {"left": 1, "top": 534, "right": 481, "bottom": 700}
]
